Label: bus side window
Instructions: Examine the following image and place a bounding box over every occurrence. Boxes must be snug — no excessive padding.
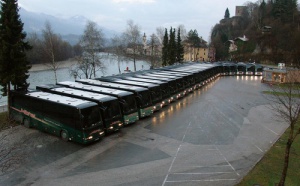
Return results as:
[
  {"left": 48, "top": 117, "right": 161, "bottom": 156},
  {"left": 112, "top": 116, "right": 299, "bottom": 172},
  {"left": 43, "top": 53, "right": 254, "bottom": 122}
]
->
[{"left": 73, "top": 110, "right": 82, "bottom": 130}]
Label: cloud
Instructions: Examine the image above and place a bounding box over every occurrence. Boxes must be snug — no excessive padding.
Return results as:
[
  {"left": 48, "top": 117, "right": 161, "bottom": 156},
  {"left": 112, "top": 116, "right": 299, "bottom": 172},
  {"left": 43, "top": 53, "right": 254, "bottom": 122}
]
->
[{"left": 113, "top": 0, "right": 155, "bottom": 3}]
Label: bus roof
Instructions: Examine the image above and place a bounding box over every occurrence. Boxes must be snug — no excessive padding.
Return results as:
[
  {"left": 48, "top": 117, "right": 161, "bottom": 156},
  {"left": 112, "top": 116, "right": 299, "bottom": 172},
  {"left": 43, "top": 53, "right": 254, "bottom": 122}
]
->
[
  {"left": 37, "top": 85, "right": 117, "bottom": 102},
  {"left": 57, "top": 81, "right": 133, "bottom": 97},
  {"left": 76, "top": 79, "right": 148, "bottom": 92},
  {"left": 134, "top": 74, "right": 175, "bottom": 81},
  {"left": 26, "top": 91, "right": 97, "bottom": 108},
  {"left": 122, "top": 77, "right": 166, "bottom": 84},
  {"left": 143, "top": 73, "right": 180, "bottom": 79},
  {"left": 104, "top": 79, "right": 159, "bottom": 88}
]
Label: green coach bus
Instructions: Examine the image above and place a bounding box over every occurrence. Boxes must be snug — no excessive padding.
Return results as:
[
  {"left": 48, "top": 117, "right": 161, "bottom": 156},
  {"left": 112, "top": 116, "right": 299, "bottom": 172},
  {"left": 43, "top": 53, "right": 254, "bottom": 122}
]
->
[
  {"left": 36, "top": 85, "right": 123, "bottom": 133},
  {"left": 10, "top": 90, "right": 105, "bottom": 144},
  {"left": 57, "top": 81, "right": 139, "bottom": 125}
]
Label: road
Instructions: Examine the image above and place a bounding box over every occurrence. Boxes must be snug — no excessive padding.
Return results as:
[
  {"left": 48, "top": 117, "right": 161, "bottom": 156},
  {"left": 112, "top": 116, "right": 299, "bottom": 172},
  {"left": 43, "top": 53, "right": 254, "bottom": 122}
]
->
[{"left": 0, "top": 76, "right": 288, "bottom": 186}]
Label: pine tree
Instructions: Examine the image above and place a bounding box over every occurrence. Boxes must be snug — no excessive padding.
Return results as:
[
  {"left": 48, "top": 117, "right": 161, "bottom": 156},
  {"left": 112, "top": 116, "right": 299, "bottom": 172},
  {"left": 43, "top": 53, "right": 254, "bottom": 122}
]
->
[
  {"left": 176, "top": 28, "right": 184, "bottom": 63},
  {"left": 161, "top": 28, "right": 168, "bottom": 66},
  {"left": 259, "top": 0, "right": 267, "bottom": 27},
  {"left": 0, "top": 0, "right": 31, "bottom": 115},
  {"left": 224, "top": 8, "right": 230, "bottom": 19},
  {"left": 168, "top": 27, "right": 176, "bottom": 65},
  {"left": 272, "top": 0, "right": 297, "bottom": 22}
]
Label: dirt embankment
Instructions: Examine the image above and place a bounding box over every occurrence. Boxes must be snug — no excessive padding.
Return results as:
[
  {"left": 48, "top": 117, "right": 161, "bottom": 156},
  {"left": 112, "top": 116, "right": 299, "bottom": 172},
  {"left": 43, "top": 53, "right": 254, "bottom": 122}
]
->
[{"left": 29, "top": 59, "right": 78, "bottom": 72}]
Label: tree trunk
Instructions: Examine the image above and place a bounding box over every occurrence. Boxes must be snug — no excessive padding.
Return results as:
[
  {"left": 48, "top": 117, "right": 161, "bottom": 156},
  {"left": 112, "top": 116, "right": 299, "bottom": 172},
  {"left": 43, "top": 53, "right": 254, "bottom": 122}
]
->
[
  {"left": 54, "top": 68, "right": 57, "bottom": 84},
  {"left": 134, "top": 58, "right": 136, "bottom": 72},
  {"left": 278, "top": 138, "right": 292, "bottom": 186},
  {"left": 118, "top": 61, "right": 121, "bottom": 74},
  {"left": 7, "top": 84, "right": 11, "bottom": 118}
]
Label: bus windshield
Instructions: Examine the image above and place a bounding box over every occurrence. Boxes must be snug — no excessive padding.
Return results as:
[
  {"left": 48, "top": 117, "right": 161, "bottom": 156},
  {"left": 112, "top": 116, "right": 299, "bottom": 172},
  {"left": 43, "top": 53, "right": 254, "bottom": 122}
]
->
[
  {"left": 122, "top": 95, "right": 137, "bottom": 115},
  {"left": 150, "top": 87, "right": 162, "bottom": 103},
  {"left": 80, "top": 106, "right": 102, "bottom": 129},
  {"left": 139, "top": 90, "right": 152, "bottom": 108},
  {"left": 103, "top": 100, "right": 122, "bottom": 120}
]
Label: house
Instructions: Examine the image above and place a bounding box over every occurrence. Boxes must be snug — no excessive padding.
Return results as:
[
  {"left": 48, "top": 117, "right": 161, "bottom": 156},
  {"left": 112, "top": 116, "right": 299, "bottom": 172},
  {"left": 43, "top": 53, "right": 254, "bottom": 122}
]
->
[
  {"left": 183, "top": 38, "right": 209, "bottom": 61},
  {"left": 262, "top": 68, "right": 300, "bottom": 84}
]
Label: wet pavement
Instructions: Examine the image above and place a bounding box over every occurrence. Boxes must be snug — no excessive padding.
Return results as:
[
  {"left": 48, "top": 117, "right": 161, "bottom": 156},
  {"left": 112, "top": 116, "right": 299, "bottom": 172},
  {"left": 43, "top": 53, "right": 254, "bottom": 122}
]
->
[{"left": 0, "top": 76, "right": 288, "bottom": 186}]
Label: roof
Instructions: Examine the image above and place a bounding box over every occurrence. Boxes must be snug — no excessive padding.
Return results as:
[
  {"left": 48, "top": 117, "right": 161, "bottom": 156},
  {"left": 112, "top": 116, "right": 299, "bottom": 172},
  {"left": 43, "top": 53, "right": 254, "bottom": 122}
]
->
[
  {"left": 48, "top": 87, "right": 117, "bottom": 102},
  {"left": 76, "top": 79, "right": 148, "bottom": 92},
  {"left": 27, "top": 91, "right": 95, "bottom": 107},
  {"left": 234, "top": 35, "right": 248, "bottom": 42},
  {"left": 57, "top": 81, "right": 133, "bottom": 96}
]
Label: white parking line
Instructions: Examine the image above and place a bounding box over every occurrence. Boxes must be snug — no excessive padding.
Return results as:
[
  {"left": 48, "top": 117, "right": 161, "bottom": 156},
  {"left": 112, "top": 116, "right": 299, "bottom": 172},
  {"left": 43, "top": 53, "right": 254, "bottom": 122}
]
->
[
  {"left": 162, "top": 121, "right": 191, "bottom": 186},
  {"left": 172, "top": 172, "right": 233, "bottom": 175},
  {"left": 263, "top": 125, "right": 279, "bottom": 135},
  {"left": 165, "top": 178, "right": 236, "bottom": 183},
  {"left": 254, "top": 145, "right": 264, "bottom": 152},
  {"left": 216, "top": 146, "right": 240, "bottom": 176}
]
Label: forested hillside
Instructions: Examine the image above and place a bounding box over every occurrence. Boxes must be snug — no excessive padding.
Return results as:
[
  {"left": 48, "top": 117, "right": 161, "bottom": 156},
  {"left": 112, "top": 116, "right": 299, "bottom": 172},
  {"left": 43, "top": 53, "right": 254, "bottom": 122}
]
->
[{"left": 211, "top": 0, "right": 300, "bottom": 66}]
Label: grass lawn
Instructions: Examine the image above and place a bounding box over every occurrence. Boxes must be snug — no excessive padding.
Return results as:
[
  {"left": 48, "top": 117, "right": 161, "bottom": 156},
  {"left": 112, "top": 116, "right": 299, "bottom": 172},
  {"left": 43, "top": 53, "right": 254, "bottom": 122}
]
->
[
  {"left": 262, "top": 91, "right": 300, "bottom": 98},
  {"left": 236, "top": 121, "right": 300, "bottom": 186}
]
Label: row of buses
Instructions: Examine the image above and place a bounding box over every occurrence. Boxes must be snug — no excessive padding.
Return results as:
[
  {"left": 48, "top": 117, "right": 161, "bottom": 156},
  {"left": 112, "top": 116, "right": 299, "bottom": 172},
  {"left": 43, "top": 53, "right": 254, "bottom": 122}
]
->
[
  {"left": 9, "top": 62, "right": 263, "bottom": 144},
  {"left": 219, "top": 62, "right": 263, "bottom": 76}
]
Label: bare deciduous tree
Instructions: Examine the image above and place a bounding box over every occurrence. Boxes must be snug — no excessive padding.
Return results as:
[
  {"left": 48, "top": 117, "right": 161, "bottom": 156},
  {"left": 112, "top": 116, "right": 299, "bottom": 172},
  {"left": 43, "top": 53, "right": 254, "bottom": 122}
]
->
[
  {"left": 123, "top": 20, "right": 142, "bottom": 72},
  {"left": 156, "top": 26, "right": 165, "bottom": 45},
  {"left": 110, "top": 35, "right": 128, "bottom": 74},
  {"left": 149, "top": 33, "right": 161, "bottom": 68},
  {"left": 71, "top": 21, "right": 106, "bottom": 79},
  {"left": 41, "top": 21, "right": 61, "bottom": 83},
  {"left": 265, "top": 70, "right": 300, "bottom": 186}
]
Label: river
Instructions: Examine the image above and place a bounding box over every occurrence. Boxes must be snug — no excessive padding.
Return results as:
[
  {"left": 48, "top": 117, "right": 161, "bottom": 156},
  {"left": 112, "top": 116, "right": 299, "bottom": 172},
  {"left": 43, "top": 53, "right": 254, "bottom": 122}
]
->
[{"left": 0, "top": 54, "right": 150, "bottom": 107}]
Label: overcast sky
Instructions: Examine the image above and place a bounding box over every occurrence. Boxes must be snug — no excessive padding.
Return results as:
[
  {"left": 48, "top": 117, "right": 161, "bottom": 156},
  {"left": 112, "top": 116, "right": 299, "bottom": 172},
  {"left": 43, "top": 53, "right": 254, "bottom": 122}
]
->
[{"left": 18, "top": 0, "right": 253, "bottom": 41}]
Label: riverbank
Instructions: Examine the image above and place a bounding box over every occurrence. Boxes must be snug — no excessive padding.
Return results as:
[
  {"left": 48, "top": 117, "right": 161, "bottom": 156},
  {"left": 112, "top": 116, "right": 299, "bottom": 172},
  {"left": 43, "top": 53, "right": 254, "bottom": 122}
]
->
[{"left": 29, "top": 59, "right": 77, "bottom": 72}]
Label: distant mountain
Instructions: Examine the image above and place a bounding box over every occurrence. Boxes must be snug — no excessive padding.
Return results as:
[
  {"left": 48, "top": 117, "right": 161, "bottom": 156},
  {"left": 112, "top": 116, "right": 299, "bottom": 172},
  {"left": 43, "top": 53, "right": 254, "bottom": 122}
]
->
[{"left": 19, "top": 8, "right": 119, "bottom": 45}]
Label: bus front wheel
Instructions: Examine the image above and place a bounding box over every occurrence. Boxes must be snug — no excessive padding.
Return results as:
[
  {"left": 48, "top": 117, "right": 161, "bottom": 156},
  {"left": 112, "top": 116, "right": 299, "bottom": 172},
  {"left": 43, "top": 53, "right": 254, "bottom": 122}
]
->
[{"left": 60, "top": 130, "right": 69, "bottom": 142}]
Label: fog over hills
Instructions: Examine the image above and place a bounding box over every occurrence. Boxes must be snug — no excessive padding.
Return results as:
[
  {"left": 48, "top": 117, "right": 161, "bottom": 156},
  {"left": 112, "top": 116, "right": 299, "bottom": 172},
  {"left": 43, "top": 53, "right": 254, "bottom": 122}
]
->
[{"left": 20, "top": 8, "right": 119, "bottom": 45}]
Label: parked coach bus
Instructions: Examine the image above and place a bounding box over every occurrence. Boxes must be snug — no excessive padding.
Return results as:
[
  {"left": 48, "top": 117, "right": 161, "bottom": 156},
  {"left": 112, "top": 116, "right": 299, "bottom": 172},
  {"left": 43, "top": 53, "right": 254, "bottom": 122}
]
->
[
  {"left": 115, "top": 76, "right": 172, "bottom": 107},
  {"left": 57, "top": 81, "right": 139, "bottom": 125},
  {"left": 76, "top": 79, "right": 153, "bottom": 118},
  {"left": 10, "top": 90, "right": 105, "bottom": 144},
  {"left": 152, "top": 70, "right": 195, "bottom": 92},
  {"left": 96, "top": 77, "right": 163, "bottom": 112},
  {"left": 142, "top": 73, "right": 187, "bottom": 99},
  {"left": 36, "top": 85, "right": 123, "bottom": 133},
  {"left": 133, "top": 74, "right": 179, "bottom": 101},
  {"left": 255, "top": 64, "right": 263, "bottom": 76},
  {"left": 237, "top": 62, "right": 247, "bottom": 75}
]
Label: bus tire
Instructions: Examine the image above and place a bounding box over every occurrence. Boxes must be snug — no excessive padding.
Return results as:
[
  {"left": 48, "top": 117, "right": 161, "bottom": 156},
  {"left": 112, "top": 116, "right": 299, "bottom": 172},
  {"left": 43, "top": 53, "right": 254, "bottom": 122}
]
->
[
  {"left": 60, "top": 130, "right": 69, "bottom": 142},
  {"left": 23, "top": 118, "right": 31, "bottom": 128}
]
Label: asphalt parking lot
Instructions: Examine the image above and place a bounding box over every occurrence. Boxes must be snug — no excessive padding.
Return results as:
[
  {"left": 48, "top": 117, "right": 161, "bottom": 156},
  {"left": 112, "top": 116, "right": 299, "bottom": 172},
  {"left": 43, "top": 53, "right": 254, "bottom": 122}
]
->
[{"left": 0, "top": 76, "right": 288, "bottom": 186}]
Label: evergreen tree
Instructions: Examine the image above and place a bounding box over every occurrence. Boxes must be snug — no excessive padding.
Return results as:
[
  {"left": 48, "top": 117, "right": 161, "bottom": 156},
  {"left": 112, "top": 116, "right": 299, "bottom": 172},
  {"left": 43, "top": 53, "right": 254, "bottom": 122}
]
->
[
  {"left": 224, "top": 8, "right": 230, "bottom": 19},
  {"left": 176, "top": 28, "right": 184, "bottom": 63},
  {"left": 168, "top": 27, "right": 176, "bottom": 65},
  {"left": 272, "top": 0, "right": 297, "bottom": 22},
  {"left": 257, "top": 0, "right": 267, "bottom": 28},
  {"left": 0, "top": 0, "right": 31, "bottom": 114},
  {"left": 161, "top": 28, "right": 168, "bottom": 66},
  {"left": 187, "top": 29, "right": 201, "bottom": 47}
]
